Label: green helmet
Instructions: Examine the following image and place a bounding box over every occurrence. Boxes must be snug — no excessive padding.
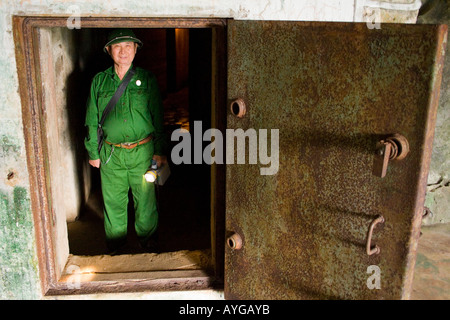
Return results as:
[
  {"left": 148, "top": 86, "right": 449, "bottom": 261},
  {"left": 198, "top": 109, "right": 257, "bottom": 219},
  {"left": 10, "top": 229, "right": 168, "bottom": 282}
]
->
[{"left": 104, "top": 28, "right": 143, "bottom": 53}]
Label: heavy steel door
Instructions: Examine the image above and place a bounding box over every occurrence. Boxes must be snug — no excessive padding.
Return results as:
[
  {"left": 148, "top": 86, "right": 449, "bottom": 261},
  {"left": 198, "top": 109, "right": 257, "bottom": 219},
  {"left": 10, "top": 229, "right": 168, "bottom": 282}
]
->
[{"left": 225, "top": 20, "right": 447, "bottom": 299}]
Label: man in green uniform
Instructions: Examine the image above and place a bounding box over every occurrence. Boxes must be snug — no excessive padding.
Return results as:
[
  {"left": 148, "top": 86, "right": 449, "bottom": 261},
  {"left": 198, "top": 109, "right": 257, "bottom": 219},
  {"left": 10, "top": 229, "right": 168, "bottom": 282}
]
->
[{"left": 84, "top": 29, "right": 166, "bottom": 253}]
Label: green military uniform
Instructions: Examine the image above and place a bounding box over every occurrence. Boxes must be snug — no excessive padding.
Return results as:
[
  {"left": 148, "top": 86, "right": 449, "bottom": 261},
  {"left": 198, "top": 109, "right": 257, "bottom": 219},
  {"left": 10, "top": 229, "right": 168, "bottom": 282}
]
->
[{"left": 84, "top": 63, "right": 165, "bottom": 251}]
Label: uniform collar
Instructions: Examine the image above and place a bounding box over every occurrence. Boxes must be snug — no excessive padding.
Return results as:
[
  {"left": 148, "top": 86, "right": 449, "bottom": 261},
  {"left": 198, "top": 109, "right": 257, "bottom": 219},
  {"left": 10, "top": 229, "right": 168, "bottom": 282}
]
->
[{"left": 107, "top": 63, "right": 135, "bottom": 82}]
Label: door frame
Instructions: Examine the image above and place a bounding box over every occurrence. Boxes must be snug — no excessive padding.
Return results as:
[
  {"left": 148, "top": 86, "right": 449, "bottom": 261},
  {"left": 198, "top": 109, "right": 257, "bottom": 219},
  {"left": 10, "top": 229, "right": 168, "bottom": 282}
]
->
[{"left": 13, "top": 15, "right": 227, "bottom": 296}]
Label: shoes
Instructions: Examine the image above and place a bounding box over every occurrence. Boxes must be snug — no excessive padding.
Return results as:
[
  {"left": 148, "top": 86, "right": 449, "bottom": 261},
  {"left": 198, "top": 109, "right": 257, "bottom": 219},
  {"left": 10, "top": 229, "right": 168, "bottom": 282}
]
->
[
  {"left": 107, "top": 244, "right": 127, "bottom": 256},
  {"left": 106, "top": 238, "right": 127, "bottom": 255},
  {"left": 139, "top": 231, "right": 159, "bottom": 253},
  {"left": 106, "top": 232, "right": 160, "bottom": 255}
]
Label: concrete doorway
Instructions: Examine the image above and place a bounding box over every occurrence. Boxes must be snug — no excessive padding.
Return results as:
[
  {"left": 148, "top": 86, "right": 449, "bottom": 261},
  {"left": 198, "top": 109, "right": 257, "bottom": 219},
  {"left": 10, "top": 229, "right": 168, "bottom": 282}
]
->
[{"left": 14, "top": 16, "right": 226, "bottom": 295}]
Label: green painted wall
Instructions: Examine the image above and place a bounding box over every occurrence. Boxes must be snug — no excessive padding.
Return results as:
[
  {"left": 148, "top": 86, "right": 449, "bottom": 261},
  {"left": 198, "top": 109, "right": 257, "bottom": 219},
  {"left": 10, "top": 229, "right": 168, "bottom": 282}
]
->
[
  {"left": 0, "top": 188, "right": 40, "bottom": 299},
  {"left": 0, "top": 1, "right": 41, "bottom": 298}
]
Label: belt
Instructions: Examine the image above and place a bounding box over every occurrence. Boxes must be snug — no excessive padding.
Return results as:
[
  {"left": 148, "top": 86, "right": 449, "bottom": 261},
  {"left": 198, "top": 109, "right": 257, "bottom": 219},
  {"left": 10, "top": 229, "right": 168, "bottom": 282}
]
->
[{"left": 105, "top": 135, "right": 153, "bottom": 149}]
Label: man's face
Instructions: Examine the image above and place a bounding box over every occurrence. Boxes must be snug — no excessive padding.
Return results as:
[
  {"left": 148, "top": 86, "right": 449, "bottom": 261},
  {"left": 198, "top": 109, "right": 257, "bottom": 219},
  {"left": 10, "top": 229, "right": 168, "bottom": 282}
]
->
[{"left": 107, "top": 41, "right": 137, "bottom": 67}]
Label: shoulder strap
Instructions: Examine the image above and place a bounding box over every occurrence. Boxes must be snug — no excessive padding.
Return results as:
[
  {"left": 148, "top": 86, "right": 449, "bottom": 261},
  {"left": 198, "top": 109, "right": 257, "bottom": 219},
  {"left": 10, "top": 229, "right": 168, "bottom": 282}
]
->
[{"left": 99, "top": 67, "right": 136, "bottom": 126}]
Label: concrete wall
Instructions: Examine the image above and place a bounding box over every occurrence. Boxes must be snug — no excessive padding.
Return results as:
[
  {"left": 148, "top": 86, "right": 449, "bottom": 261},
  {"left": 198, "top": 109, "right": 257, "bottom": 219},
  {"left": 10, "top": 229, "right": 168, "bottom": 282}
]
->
[
  {"left": 0, "top": 0, "right": 441, "bottom": 300},
  {"left": 38, "top": 27, "right": 93, "bottom": 278},
  {"left": 418, "top": 0, "right": 450, "bottom": 225}
]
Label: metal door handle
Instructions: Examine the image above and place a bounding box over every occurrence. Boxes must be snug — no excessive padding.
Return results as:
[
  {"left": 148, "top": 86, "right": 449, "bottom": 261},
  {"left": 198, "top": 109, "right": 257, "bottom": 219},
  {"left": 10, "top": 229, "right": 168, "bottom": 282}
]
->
[
  {"left": 373, "top": 134, "right": 409, "bottom": 178},
  {"left": 366, "top": 215, "right": 385, "bottom": 255}
]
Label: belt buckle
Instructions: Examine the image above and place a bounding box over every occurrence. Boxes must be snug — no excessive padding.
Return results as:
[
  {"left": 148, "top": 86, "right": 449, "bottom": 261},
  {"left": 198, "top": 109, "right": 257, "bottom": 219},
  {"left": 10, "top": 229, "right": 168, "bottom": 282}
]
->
[{"left": 121, "top": 142, "right": 133, "bottom": 148}]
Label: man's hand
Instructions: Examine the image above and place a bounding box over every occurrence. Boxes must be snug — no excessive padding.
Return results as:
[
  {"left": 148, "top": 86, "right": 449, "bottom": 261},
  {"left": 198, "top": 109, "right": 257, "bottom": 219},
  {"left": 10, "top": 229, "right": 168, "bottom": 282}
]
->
[
  {"left": 152, "top": 155, "right": 167, "bottom": 168},
  {"left": 89, "top": 159, "right": 101, "bottom": 168}
]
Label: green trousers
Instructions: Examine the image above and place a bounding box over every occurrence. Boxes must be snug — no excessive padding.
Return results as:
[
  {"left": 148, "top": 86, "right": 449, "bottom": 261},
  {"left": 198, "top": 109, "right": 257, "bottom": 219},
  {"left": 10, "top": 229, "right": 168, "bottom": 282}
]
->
[{"left": 100, "top": 141, "right": 158, "bottom": 251}]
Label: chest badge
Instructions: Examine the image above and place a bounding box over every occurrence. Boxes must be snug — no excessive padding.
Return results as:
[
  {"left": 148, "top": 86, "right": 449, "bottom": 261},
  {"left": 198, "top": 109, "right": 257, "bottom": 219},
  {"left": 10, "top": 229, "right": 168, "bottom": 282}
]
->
[{"left": 136, "top": 80, "right": 141, "bottom": 86}]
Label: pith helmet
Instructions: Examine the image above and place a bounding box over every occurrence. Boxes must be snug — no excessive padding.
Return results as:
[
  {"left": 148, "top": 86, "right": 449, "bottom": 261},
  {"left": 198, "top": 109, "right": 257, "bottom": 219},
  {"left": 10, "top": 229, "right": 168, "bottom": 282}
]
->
[{"left": 104, "top": 28, "right": 143, "bottom": 53}]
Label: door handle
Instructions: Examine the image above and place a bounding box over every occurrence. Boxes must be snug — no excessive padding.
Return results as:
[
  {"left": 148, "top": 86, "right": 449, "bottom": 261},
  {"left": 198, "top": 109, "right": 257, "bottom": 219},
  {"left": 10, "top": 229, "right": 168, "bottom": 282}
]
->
[
  {"left": 373, "top": 134, "right": 409, "bottom": 178},
  {"left": 366, "top": 215, "right": 385, "bottom": 255}
]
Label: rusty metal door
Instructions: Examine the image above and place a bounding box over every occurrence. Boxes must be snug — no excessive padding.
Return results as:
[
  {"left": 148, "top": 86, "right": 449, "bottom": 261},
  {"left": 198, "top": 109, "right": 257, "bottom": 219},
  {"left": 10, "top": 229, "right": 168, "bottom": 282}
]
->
[{"left": 225, "top": 20, "right": 447, "bottom": 300}]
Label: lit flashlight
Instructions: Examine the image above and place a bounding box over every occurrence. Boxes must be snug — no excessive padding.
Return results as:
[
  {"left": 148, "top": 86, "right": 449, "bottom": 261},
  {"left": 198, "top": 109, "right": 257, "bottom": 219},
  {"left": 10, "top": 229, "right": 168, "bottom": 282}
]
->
[
  {"left": 144, "top": 159, "right": 171, "bottom": 185},
  {"left": 145, "top": 160, "right": 158, "bottom": 183},
  {"left": 144, "top": 170, "right": 158, "bottom": 183}
]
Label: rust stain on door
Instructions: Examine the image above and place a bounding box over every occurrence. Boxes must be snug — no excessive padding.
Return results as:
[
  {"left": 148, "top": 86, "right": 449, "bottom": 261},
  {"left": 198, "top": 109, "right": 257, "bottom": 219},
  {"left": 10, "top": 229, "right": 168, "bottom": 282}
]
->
[{"left": 225, "top": 21, "right": 447, "bottom": 299}]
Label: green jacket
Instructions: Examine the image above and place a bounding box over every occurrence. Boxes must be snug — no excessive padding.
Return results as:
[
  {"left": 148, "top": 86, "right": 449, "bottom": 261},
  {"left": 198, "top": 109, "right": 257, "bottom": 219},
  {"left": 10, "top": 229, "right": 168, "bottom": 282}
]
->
[{"left": 84, "top": 65, "right": 166, "bottom": 160}]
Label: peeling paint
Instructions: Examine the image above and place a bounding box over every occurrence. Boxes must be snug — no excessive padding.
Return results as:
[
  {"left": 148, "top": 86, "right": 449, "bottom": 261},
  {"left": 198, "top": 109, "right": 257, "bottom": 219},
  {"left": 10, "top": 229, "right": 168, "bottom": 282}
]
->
[
  {"left": 0, "top": 187, "right": 40, "bottom": 299},
  {"left": 0, "top": 135, "right": 20, "bottom": 159},
  {"left": 415, "top": 253, "right": 439, "bottom": 274}
]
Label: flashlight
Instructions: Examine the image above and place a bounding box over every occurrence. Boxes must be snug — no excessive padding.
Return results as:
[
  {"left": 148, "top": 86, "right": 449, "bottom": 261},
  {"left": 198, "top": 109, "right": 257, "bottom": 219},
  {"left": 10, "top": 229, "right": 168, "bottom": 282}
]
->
[
  {"left": 145, "top": 160, "right": 158, "bottom": 183},
  {"left": 144, "top": 170, "right": 158, "bottom": 183},
  {"left": 144, "top": 159, "right": 171, "bottom": 185}
]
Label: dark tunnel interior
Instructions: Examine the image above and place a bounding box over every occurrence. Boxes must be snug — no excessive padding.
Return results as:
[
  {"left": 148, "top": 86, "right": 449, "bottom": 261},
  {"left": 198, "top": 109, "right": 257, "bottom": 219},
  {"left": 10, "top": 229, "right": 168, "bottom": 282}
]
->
[{"left": 66, "top": 28, "right": 213, "bottom": 256}]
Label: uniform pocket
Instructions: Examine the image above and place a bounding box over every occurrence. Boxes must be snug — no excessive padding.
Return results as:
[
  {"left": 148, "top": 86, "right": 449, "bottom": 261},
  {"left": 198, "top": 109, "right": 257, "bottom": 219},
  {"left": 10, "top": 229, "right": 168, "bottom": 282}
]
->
[
  {"left": 97, "top": 90, "right": 115, "bottom": 115},
  {"left": 100, "top": 142, "right": 118, "bottom": 167},
  {"left": 129, "top": 89, "right": 150, "bottom": 111},
  {"left": 99, "top": 141, "right": 109, "bottom": 164}
]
